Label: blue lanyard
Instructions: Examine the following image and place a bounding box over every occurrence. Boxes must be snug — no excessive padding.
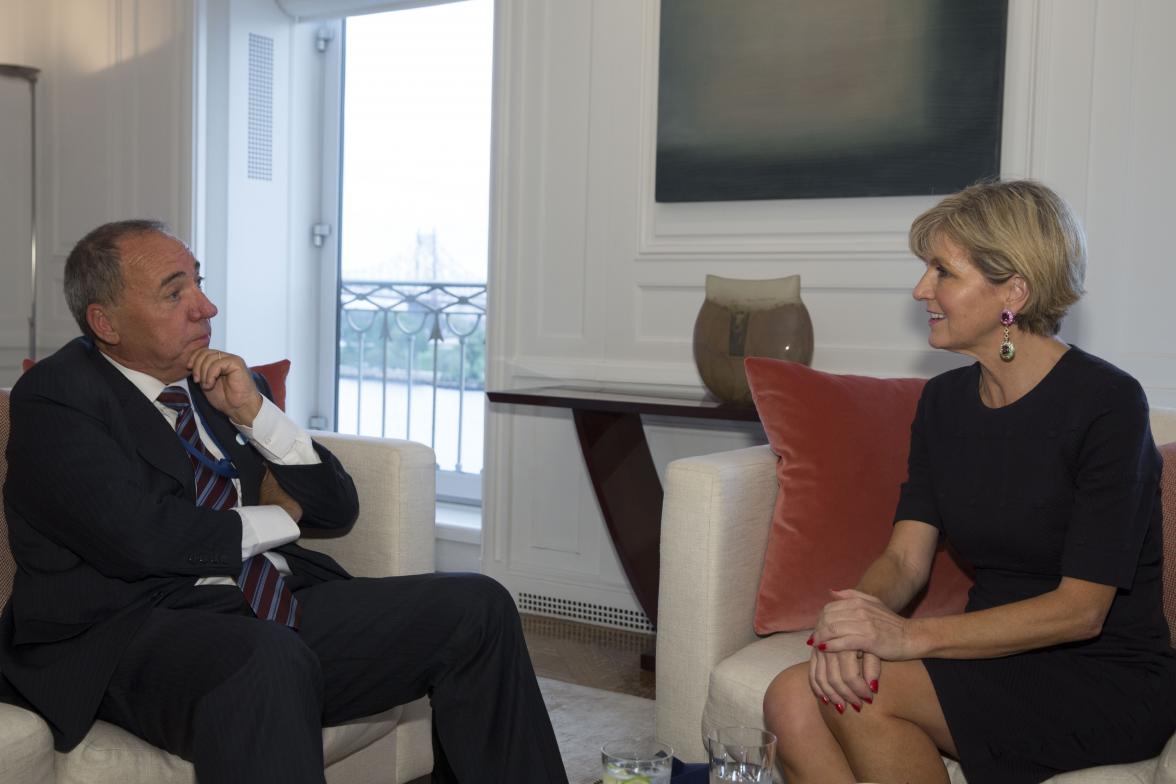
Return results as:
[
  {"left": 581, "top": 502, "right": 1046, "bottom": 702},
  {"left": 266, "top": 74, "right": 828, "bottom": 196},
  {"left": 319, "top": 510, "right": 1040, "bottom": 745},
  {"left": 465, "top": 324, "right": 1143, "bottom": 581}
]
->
[{"left": 180, "top": 400, "right": 241, "bottom": 479}]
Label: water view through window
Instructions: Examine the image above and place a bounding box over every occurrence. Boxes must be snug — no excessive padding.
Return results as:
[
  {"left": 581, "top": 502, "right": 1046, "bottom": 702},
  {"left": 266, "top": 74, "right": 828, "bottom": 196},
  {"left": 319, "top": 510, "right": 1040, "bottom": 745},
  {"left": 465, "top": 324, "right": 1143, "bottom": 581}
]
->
[{"left": 336, "top": 0, "right": 492, "bottom": 487}]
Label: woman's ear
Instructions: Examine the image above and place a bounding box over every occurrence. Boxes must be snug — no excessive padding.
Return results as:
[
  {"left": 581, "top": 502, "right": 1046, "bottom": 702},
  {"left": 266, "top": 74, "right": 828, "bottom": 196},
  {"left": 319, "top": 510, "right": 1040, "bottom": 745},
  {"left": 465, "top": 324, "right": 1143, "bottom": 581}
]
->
[{"left": 1006, "top": 275, "right": 1030, "bottom": 314}]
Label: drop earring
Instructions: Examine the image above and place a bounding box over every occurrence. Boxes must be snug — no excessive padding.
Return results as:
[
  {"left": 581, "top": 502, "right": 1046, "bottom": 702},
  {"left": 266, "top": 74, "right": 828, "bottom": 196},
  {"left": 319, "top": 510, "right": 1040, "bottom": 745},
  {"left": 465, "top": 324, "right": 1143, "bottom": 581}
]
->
[{"left": 999, "top": 309, "right": 1016, "bottom": 362}]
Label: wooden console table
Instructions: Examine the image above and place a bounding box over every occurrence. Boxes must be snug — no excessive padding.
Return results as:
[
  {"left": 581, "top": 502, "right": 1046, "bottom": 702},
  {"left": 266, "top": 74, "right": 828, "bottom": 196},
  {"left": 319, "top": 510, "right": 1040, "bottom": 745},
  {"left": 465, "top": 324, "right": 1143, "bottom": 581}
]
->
[{"left": 487, "top": 383, "right": 761, "bottom": 629}]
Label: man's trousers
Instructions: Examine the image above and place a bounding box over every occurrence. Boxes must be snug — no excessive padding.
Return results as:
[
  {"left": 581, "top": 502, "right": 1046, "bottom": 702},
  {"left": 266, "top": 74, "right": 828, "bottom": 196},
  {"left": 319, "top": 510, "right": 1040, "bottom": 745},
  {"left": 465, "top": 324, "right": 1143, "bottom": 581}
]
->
[{"left": 94, "top": 572, "right": 568, "bottom": 784}]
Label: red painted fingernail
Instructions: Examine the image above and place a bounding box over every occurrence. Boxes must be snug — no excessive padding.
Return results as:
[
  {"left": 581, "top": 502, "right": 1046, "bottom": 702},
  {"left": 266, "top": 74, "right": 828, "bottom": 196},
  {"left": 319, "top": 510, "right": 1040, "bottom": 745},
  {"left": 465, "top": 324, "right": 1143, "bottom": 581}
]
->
[
  {"left": 870, "top": 679, "right": 879, "bottom": 693},
  {"left": 864, "top": 696, "right": 873, "bottom": 704},
  {"left": 818, "top": 643, "right": 827, "bottom": 651},
  {"left": 820, "top": 695, "right": 829, "bottom": 705},
  {"left": 853, "top": 703, "right": 863, "bottom": 713},
  {"left": 835, "top": 703, "right": 845, "bottom": 714},
  {"left": 806, "top": 636, "right": 814, "bottom": 646}
]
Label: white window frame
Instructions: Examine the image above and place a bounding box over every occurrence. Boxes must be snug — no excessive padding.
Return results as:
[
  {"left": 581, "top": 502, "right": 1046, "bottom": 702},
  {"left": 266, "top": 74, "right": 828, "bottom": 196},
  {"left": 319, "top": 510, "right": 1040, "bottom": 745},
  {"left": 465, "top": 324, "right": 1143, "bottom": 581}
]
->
[{"left": 315, "top": 11, "right": 487, "bottom": 508}]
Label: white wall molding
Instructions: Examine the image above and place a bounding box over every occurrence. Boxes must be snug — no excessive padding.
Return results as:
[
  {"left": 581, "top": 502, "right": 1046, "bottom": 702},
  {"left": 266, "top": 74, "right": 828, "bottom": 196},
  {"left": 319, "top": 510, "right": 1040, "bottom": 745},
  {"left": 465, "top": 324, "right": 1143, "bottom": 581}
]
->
[
  {"left": 1001, "top": 0, "right": 1043, "bottom": 179},
  {"left": 482, "top": 0, "right": 524, "bottom": 575}
]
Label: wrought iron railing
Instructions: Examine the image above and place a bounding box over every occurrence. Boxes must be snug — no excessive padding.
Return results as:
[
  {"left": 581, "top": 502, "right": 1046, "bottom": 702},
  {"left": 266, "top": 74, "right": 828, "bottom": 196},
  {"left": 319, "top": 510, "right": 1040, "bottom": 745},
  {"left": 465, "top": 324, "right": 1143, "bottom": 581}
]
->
[{"left": 337, "top": 280, "right": 486, "bottom": 475}]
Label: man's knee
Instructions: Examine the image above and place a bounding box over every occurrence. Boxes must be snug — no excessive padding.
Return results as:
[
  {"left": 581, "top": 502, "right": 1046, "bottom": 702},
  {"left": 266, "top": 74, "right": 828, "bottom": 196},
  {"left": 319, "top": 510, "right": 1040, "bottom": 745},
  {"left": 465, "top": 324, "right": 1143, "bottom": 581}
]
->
[
  {"left": 427, "top": 573, "right": 523, "bottom": 663},
  {"left": 436, "top": 573, "right": 518, "bottom": 623}
]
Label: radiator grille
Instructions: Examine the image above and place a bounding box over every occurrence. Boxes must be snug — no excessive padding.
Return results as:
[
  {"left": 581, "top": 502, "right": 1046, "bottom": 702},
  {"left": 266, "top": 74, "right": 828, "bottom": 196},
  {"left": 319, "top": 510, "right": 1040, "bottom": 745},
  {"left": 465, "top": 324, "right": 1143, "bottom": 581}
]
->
[{"left": 517, "top": 591, "right": 654, "bottom": 633}]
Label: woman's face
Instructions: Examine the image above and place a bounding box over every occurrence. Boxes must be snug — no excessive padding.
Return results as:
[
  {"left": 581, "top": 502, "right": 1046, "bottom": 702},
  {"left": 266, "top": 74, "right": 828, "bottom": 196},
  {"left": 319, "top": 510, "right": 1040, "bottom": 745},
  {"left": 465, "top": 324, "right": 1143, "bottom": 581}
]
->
[{"left": 912, "top": 233, "right": 1011, "bottom": 360}]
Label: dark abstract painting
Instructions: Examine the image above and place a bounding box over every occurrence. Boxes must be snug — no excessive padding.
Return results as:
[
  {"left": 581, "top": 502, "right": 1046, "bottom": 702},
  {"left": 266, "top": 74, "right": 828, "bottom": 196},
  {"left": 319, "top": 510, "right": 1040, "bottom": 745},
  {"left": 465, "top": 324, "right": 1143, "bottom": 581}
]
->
[{"left": 656, "top": 0, "right": 1008, "bottom": 202}]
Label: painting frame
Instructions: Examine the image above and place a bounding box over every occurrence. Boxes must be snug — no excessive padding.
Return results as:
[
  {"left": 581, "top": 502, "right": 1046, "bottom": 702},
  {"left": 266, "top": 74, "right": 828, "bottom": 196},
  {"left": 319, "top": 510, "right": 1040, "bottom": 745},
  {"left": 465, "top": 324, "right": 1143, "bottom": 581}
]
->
[{"left": 655, "top": 0, "right": 1009, "bottom": 203}]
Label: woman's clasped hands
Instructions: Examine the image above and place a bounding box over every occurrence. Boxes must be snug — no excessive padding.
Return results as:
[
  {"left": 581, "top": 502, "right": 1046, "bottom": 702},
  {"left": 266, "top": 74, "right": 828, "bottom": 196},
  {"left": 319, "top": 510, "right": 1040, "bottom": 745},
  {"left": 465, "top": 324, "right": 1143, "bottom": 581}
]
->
[{"left": 807, "top": 589, "right": 912, "bottom": 715}]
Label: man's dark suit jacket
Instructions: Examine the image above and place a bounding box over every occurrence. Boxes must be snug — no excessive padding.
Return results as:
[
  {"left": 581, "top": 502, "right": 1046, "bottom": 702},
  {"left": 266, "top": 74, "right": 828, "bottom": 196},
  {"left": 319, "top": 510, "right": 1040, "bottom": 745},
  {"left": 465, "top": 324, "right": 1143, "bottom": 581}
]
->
[{"left": 0, "top": 337, "right": 360, "bottom": 750}]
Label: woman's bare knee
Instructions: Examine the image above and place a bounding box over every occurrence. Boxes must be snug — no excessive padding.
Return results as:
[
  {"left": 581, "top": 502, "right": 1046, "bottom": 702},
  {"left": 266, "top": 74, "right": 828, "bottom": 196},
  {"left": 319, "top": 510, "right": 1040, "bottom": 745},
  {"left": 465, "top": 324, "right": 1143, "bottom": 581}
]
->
[
  {"left": 764, "top": 665, "right": 824, "bottom": 746},
  {"left": 764, "top": 663, "right": 856, "bottom": 783}
]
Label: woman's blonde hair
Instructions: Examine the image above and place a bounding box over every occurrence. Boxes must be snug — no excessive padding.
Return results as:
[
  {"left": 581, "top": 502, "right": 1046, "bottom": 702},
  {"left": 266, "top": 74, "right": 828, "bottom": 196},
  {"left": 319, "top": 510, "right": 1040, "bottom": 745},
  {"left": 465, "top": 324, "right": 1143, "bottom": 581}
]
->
[{"left": 909, "top": 180, "right": 1086, "bottom": 336}]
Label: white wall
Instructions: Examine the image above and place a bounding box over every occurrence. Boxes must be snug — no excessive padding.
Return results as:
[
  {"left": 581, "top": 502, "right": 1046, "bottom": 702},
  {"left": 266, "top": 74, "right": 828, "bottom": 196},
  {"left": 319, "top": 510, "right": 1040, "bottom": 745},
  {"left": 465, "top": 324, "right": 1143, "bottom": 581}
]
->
[
  {"left": 0, "top": 0, "right": 333, "bottom": 427},
  {"left": 0, "top": 0, "right": 196, "bottom": 387},
  {"left": 482, "top": 0, "right": 1176, "bottom": 623}
]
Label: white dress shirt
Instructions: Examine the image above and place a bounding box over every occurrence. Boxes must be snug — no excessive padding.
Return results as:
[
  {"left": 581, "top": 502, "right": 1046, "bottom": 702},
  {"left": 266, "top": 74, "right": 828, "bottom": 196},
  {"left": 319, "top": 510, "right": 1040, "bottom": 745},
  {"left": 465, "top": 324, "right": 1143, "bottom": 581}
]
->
[{"left": 102, "top": 353, "right": 319, "bottom": 583}]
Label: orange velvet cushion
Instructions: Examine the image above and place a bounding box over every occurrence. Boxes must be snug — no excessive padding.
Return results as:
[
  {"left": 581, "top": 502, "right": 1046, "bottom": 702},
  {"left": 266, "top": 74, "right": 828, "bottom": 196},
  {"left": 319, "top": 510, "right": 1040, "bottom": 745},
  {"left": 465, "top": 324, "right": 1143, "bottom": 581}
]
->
[
  {"left": 746, "top": 357, "right": 973, "bottom": 634},
  {"left": 22, "top": 356, "right": 289, "bottom": 412},
  {"left": 1159, "top": 442, "right": 1176, "bottom": 648},
  {"left": 250, "top": 359, "right": 290, "bottom": 412}
]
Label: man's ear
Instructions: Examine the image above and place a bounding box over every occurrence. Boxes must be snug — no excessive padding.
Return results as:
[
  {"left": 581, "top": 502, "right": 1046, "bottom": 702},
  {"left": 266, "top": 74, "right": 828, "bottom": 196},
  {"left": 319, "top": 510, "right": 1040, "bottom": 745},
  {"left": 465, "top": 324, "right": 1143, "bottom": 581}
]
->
[{"left": 86, "top": 304, "right": 120, "bottom": 345}]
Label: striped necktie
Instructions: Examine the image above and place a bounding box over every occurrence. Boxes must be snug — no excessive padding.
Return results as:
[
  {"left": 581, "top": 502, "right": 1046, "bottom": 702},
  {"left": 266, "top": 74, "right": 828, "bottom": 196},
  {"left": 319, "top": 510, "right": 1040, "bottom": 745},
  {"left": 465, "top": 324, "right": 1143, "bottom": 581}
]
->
[{"left": 157, "top": 386, "right": 301, "bottom": 628}]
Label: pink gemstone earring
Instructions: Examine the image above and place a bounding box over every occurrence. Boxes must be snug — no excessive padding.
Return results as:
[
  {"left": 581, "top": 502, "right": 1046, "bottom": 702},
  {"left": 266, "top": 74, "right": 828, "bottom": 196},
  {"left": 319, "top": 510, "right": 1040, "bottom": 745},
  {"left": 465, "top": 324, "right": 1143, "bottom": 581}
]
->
[{"left": 999, "top": 309, "right": 1016, "bottom": 362}]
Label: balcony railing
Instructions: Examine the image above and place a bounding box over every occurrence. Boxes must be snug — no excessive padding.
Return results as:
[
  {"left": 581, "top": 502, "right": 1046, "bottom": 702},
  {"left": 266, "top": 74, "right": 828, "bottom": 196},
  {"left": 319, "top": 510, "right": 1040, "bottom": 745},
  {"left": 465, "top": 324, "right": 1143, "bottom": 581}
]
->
[{"left": 337, "top": 280, "right": 486, "bottom": 477}]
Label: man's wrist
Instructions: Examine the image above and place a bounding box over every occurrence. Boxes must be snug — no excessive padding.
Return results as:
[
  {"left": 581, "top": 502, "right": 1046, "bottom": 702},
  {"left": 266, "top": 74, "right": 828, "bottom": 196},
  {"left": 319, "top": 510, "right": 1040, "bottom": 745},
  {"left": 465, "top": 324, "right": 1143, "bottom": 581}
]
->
[{"left": 228, "top": 392, "right": 264, "bottom": 428}]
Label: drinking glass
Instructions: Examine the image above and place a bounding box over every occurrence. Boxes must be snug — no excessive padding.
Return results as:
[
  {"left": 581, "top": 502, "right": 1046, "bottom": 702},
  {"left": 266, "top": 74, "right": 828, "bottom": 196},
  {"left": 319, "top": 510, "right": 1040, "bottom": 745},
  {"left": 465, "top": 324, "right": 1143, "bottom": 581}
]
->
[
  {"left": 706, "top": 726, "right": 777, "bottom": 783},
  {"left": 601, "top": 737, "right": 673, "bottom": 784}
]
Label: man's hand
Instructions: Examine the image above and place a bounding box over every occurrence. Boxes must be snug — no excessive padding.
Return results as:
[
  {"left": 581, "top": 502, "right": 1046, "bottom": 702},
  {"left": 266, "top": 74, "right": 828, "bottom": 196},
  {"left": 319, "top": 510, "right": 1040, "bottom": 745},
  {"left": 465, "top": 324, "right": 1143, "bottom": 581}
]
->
[
  {"left": 188, "top": 349, "right": 262, "bottom": 426},
  {"left": 260, "top": 467, "right": 303, "bottom": 523}
]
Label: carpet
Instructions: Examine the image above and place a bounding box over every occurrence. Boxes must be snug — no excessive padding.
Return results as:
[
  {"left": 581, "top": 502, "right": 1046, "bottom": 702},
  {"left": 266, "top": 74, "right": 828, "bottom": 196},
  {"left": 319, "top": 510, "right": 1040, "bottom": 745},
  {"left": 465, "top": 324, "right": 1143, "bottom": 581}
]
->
[{"left": 538, "top": 676, "right": 657, "bottom": 784}]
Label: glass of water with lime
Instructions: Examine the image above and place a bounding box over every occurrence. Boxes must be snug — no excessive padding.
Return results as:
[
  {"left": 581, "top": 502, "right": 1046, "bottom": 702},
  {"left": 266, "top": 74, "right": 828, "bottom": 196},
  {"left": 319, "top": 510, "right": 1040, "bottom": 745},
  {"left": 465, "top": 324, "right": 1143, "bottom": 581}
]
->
[{"left": 601, "top": 737, "right": 673, "bottom": 784}]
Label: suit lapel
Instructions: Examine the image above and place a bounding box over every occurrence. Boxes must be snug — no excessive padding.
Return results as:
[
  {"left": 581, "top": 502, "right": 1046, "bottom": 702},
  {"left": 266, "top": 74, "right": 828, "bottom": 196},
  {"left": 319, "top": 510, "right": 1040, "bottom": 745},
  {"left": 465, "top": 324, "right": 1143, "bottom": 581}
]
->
[{"left": 86, "top": 346, "right": 195, "bottom": 497}]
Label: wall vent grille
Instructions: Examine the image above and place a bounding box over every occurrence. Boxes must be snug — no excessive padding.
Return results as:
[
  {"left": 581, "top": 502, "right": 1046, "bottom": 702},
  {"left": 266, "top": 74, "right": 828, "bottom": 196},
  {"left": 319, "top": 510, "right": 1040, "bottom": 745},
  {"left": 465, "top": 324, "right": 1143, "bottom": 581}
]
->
[
  {"left": 247, "top": 33, "right": 274, "bottom": 181},
  {"left": 517, "top": 592, "right": 654, "bottom": 633}
]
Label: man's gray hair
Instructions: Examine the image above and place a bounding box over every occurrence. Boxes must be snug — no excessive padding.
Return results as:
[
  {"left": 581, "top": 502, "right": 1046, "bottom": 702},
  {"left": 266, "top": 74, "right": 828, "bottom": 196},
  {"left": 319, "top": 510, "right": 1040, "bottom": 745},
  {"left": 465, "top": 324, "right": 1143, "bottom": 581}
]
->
[{"left": 64, "top": 219, "right": 172, "bottom": 339}]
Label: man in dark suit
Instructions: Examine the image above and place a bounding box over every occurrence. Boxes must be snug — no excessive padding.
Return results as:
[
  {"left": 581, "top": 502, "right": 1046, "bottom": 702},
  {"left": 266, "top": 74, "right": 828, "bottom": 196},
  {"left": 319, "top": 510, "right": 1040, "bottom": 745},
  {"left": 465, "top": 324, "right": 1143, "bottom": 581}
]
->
[{"left": 0, "top": 219, "right": 567, "bottom": 783}]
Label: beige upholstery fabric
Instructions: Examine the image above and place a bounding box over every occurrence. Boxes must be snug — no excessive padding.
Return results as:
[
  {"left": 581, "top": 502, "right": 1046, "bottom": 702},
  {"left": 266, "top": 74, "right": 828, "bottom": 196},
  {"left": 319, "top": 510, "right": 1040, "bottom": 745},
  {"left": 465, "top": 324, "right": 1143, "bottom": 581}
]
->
[
  {"left": 1153, "top": 409, "right": 1176, "bottom": 446},
  {"left": 0, "top": 704, "right": 54, "bottom": 784},
  {"left": 657, "top": 407, "right": 1176, "bottom": 783},
  {"left": 303, "top": 432, "right": 436, "bottom": 580},
  {"left": 1155, "top": 732, "right": 1176, "bottom": 784},
  {"left": 1046, "top": 758, "right": 1160, "bottom": 784},
  {"left": 391, "top": 699, "right": 434, "bottom": 783},
  {"left": 307, "top": 432, "right": 436, "bottom": 784},
  {"left": 322, "top": 706, "right": 402, "bottom": 766},
  {"left": 702, "top": 633, "right": 808, "bottom": 739},
  {"left": 54, "top": 722, "right": 193, "bottom": 784},
  {"left": 51, "top": 707, "right": 405, "bottom": 784},
  {"left": 0, "top": 394, "right": 436, "bottom": 784},
  {"left": 655, "top": 444, "right": 778, "bottom": 762}
]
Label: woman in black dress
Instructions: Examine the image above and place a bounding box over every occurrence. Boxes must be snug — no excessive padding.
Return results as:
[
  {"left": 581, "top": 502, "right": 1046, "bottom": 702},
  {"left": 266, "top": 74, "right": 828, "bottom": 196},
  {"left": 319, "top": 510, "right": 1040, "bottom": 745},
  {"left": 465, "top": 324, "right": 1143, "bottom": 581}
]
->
[{"left": 762, "top": 180, "right": 1176, "bottom": 784}]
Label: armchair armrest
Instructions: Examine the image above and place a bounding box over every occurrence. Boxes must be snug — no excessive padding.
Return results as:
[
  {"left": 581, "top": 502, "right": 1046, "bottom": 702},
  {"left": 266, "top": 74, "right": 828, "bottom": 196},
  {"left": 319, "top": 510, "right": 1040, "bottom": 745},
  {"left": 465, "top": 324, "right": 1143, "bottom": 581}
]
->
[
  {"left": 301, "top": 432, "right": 436, "bottom": 578},
  {"left": 655, "top": 444, "right": 778, "bottom": 761}
]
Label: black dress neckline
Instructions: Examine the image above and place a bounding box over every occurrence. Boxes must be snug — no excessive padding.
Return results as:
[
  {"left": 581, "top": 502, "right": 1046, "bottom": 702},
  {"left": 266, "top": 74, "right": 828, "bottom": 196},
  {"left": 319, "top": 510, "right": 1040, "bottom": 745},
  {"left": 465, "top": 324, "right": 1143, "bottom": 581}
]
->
[{"left": 970, "top": 344, "right": 1079, "bottom": 414}]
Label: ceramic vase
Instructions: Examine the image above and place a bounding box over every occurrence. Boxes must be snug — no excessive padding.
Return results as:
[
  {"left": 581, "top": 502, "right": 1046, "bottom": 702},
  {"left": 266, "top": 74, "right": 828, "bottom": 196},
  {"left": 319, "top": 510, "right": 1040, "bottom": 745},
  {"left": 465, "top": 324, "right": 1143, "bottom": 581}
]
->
[{"left": 692, "top": 274, "right": 814, "bottom": 405}]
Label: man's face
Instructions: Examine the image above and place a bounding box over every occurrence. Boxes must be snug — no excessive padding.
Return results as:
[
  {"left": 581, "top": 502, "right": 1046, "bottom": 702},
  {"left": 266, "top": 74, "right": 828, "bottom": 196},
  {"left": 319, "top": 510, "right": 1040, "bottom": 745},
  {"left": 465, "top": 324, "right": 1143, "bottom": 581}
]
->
[{"left": 97, "top": 231, "right": 218, "bottom": 383}]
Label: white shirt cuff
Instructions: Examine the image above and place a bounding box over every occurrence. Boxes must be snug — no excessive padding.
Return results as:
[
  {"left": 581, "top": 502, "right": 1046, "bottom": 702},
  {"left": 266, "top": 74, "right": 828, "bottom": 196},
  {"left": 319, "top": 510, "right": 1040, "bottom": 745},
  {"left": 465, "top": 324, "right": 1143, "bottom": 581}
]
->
[
  {"left": 234, "top": 397, "right": 321, "bottom": 466},
  {"left": 238, "top": 505, "right": 300, "bottom": 572}
]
